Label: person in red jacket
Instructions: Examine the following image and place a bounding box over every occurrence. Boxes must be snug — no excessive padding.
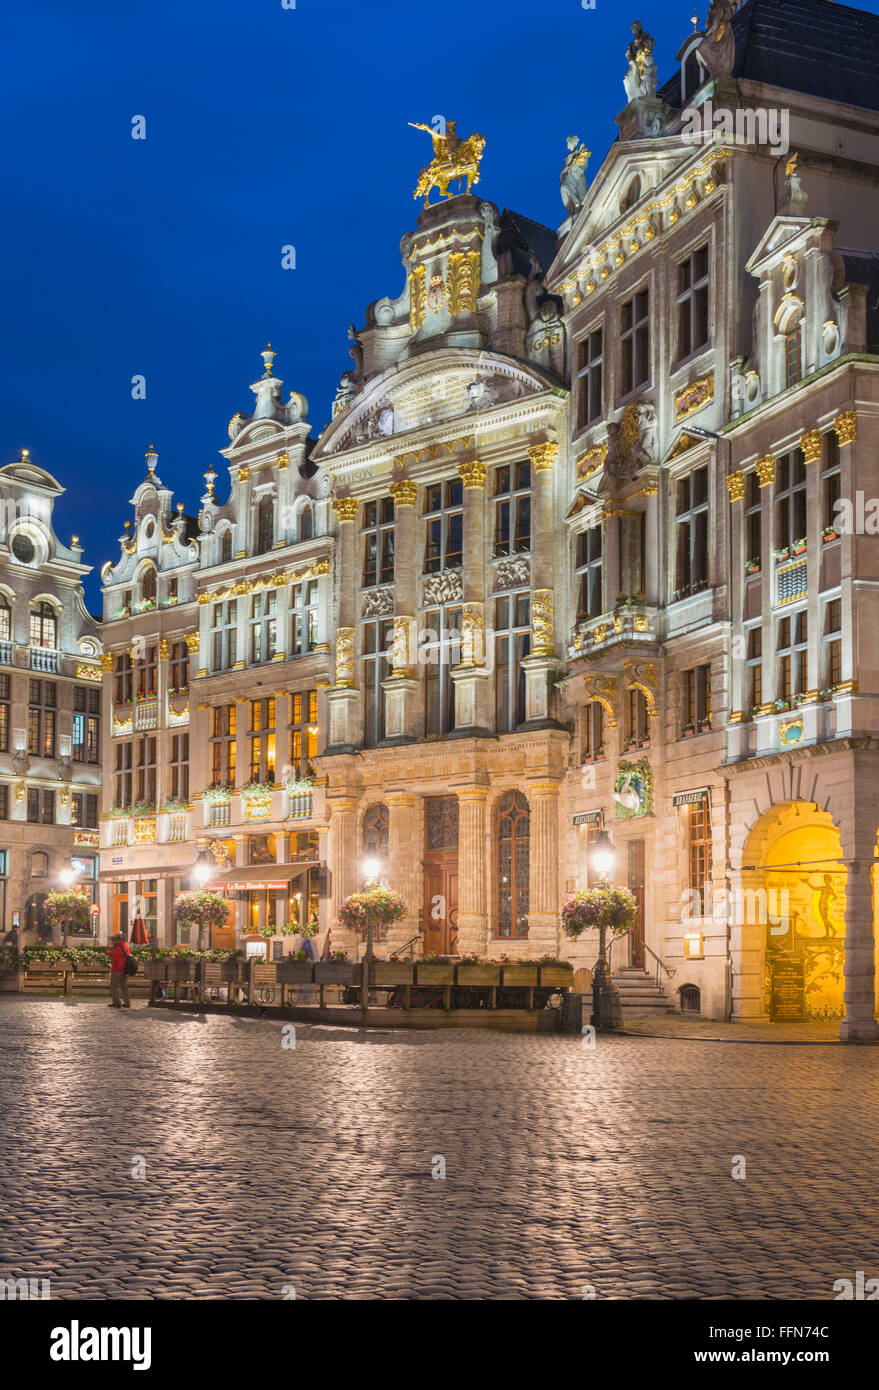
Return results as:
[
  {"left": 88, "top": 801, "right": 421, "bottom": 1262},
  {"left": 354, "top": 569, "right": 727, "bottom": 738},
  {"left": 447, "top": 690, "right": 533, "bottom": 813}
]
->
[{"left": 109, "top": 933, "right": 132, "bottom": 1008}]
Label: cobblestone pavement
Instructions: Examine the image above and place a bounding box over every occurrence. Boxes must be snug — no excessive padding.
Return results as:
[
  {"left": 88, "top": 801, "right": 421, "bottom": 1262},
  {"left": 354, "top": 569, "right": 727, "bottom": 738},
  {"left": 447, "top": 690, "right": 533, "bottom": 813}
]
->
[
  {"left": 619, "top": 1010, "right": 846, "bottom": 1043},
  {"left": 1, "top": 997, "right": 878, "bottom": 1301}
]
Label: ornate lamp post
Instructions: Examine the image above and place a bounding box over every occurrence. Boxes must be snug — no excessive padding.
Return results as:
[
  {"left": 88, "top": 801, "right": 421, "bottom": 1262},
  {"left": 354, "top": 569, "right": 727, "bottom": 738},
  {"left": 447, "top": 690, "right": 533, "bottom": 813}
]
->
[
  {"left": 359, "top": 858, "right": 381, "bottom": 1025},
  {"left": 589, "top": 830, "right": 621, "bottom": 1031},
  {"left": 191, "top": 857, "right": 212, "bottom": 952}
]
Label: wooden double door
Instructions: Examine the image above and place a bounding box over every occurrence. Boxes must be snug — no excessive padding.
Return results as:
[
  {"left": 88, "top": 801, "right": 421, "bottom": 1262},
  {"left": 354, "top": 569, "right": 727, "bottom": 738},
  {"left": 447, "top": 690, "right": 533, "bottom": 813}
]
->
[{"left": 423, "top": 853, "right": 459, "bottom": 956}]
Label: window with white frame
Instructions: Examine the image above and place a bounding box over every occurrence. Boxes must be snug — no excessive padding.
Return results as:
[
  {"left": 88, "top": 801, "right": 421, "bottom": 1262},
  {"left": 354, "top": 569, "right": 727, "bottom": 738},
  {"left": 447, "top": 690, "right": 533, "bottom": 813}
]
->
[
  {"left": 673, "top": 465, "right": 709, "bottom": 599},
  {"left": 423, "top": 479, "right": 463, "bottom": 573},
  {"left": 249, "top": 590, "right": 277, "bottom": 664},
  {"left": 575, "top": 525, "right": 603, "bottom": 620},
  {"left": 212, "top": 600, "right": 237, "bottom": 671},
  {"left": 291, "top": 580, "right": 318, "bottom": 655},
  {"left": 776, "top": 610, "right": 807, "bottom": 705}
]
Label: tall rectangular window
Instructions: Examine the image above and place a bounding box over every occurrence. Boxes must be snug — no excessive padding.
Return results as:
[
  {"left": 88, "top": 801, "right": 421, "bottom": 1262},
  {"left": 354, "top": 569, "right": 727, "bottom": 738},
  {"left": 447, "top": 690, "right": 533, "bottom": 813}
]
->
[
  {"left": 575, "top": 525, "right": 603, "bottom": 620},
  {"left": 249, "top": 698, "right": 276, "bottom": 782},
  {"left": 135, "top": 644, "right": 157, "bottom": 700},
  {"left": 291, "top": 581, "right": 318, "bottom": 656},
  {"left": 620, "top": 287, "right": 649, "bottom": 396},
  {"left": 824, "top": 598, "right": 842, "bottom": 688},
  {"left": 0, "top": 784, "right": 10, "bottom": 819},
  {"left": 114, "top": 741, "right": 132, "bottom": 808},
  {"left": 822, "top": 431, "right": 841, "bottom": 535},
  {"left": 682, "top": 664, "right": 711, "bottom": 733},
  {"left": 249, "top": 590, "right": 277, "bottom": 665},
  {"left": 210, "top": 705, "right": 237, "bottom": 786},
  {"left": 73, "top": 686, "right": 100, "bottom": 764},
  {"left": 289, "top": 690, "right": 318, "bottom": 778},
  {"left": 362, "top": 498, "right": 395, "bottom": 587},
  {"left": 676, "top": 245, "right": 709, "bottom": 360},
  {"left": 423, "top": 479, "right": 463, "bottom": 573},
  {"left": 28, "top": 789, "right": 55, "bottom": 824},
  {"left": 495, "top": 593, "right": 530, "bottom": 733},
  {"left": 114, "top": 653, "right": 133, "bottom": 704},
  {"left": 688, "top": 798, "right": 712, "bottom": 917},
  {"left": 212, "top": 600, "right": 238, "bottom": 671},
  {"left": 493, "top": 463, "right": 531, "bottom": 557},
  {"left": 746, "top": 626, "right": 763, "bottom": 711},
  {"left": 72, "top": 793, "right": 99, "bottom": 828},
  {"left": 576, "top": 327, "right": 603, "bottom": 430},
  {"left": 775, "top": 449, "right": 807, "bottom": 557},
  {"left": 169, "top": 732, "right": 189, "bottom": 802},
  {"left": 785, "top": 325, "right": 802, "bottom": 389},
  {"left": 776, "top": 611, "right": 807, "bottom": 703},
  {"left": 134, "top": 736, "right": 157, "bottom": 805},
  {"left": 626, "top": 688, "right": 650, "bottom": 748},
  {"left": 745, "top": 470, "right": 762, "bottom": 572},
  {"left": 674, "top": 465, "right": 709, "bottom": 599},
  {"left": 28, "top": 679, "right": 56, "bottom": 758},
  {"left": 582, "top": 701, "right": 605, "bottom": 761},
  {"left": 423, "top": 605, "right": 461, "bottom": 736},
  {"left": 362, "top": 619, "right": 393, "bottom": 748},
  {"left": 169, "top": 640, "right": 189, "bottom": 693},
  {"left": 0, "top": 673, "right": 9, "bottom": 753}
]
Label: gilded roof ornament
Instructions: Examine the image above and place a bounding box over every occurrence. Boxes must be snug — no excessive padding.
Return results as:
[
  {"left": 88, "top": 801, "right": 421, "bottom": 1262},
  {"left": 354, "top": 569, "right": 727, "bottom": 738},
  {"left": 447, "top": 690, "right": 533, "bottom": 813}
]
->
[{"left": 409, "top": 119, "right": 486, "bottom": 205}]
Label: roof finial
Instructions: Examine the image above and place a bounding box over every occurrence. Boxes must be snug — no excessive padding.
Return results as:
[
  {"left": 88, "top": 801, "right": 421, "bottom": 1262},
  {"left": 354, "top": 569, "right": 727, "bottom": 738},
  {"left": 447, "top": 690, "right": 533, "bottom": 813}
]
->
[
  {"left": 145, "top": 443, "right": 158, "bottom": 475},
  {"left": 261, "top": 343, "right": 276, "bottom": 377},
  {"left": 204, "top": 467, "right": 217, "bottom": 497}
]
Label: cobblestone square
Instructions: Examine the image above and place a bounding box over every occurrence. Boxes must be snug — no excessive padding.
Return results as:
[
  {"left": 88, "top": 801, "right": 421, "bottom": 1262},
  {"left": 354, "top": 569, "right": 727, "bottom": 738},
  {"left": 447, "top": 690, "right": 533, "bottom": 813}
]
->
[{"left": 1, "top": 998, "right": 878, "bottom": 1300}]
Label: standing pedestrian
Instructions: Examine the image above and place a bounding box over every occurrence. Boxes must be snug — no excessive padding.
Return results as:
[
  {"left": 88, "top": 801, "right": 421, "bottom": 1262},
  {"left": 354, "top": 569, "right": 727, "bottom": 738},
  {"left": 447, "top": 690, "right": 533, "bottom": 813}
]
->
[{"left": 109, "top": 932, "right": 132, "bottom": 1009}]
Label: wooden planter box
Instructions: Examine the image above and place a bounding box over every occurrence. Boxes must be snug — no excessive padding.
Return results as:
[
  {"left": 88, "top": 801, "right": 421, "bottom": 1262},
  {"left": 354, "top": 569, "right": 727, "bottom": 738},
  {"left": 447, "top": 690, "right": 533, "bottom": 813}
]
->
[
  {"left": 539, "top": 965, "right": 574, "bottom": 988},
  {"left": 456, "top": 965, "right": 501, "bottom": 986},
  {"left": 501, "top": 964, "right": 539, "bottom": 987},
  {"left": 251, "top": 964, "right": 278, "bottom": 987},
  {"left": 277, "top": 960, "right": 315, "bottom": 985},
  {"left": 26, "top": 960, "right": 72, "bottom": 973},
  {"left": 167, "top": 956, "right": 197, "bottom": 982},
  {"left": 415, "top": 963, "right": 455, "bottom": 985},
  {"left": 314, "top": 962, "right": 357, "bottom": 986},
  {"left": 143, "top": 959, "right": 167, "bottom": 982},
  {"left": 370, "top": 962, "right": 415, "bottom": 987}
]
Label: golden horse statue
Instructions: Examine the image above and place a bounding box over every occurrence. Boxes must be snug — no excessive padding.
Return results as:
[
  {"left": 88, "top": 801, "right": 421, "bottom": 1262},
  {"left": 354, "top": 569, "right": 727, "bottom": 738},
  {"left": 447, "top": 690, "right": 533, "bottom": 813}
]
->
[{"left": 409, "top": 120, "right": 486, "bottom": 204}]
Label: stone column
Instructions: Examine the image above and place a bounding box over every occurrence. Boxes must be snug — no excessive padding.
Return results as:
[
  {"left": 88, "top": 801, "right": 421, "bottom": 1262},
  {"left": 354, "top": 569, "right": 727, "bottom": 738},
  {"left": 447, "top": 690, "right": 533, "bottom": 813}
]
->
[
  {"left": 840, "top": 851, "right": 879, "bottom": 1043},
  {"left": 327, "top": 497, "right": 360, "bottom": 751},
  {"left": 386, "top": 793, "right": 421, "bottom": 954},
  {"left": 453, "top": 458, "right": 490, "bottom": 731},
  {"left": 524, "top": 441, "right": 559, "bottom": 726},
  {"left": 456, "top": 788, "right": 489, "bottom": 955},
  {"left": 328, "top": 798, "right": 359, "bottom": 953},
  {"left": 528, "top": 781, "right": 561, "bottom": 954}
]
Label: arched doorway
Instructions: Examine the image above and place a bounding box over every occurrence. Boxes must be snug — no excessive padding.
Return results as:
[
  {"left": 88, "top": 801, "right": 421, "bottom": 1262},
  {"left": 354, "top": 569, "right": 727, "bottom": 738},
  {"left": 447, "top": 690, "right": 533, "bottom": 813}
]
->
[{"left": 739, "top": 803, "right": 849, "bottom": 1022}]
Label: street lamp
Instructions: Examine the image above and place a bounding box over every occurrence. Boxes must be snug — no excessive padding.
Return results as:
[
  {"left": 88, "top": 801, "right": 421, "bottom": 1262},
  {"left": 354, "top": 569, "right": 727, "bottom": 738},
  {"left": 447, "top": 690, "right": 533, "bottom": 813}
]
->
[
  {"left": 191, "top": 855, "right": 212, "bottom": 950},
  {"left": 589, "top": 830, "right": 620, "bottom": 1031}
]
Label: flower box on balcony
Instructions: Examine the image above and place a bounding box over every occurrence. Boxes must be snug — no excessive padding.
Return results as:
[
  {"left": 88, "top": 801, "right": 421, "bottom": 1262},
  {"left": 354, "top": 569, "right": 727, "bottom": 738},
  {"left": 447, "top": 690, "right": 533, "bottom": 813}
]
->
[
  {"left": 773, "top": 547, "right": 790, "bottom": 564},
  {"left": 369, "top": 961, "right": 415, "bottom": 987},
  {"left": 314, "top": 961, "right": 358, "bottom": 986},
  {"left": 277, "top": 959, "right": 315, "bottom": 985},
  {"left": 456, "top": 964, "right": 501, "bottom": 986},
  {"left": 415, "top": 962, "right": 455, "bottom": 985},
  {"left": 682, "top": 725, "right": 695, "bottom": 737},
  {"left": 792, "top": 538, "right": 807, "bottom": 556},
  {"left": 822, "top": 527, "right": 839, "bottom": 543},
  {"left": 539, "top": 964, "right": 574, "bottom": 988},
  {"left": 745, "top": 559, "right": 761, "bottom": 575}
]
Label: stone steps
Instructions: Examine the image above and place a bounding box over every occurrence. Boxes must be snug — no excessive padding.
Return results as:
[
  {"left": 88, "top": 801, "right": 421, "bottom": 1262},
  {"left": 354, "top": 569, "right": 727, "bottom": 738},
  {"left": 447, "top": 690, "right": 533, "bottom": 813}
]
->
[{"left": 613, "top": 967, "right": 675, "bottom": 1012}]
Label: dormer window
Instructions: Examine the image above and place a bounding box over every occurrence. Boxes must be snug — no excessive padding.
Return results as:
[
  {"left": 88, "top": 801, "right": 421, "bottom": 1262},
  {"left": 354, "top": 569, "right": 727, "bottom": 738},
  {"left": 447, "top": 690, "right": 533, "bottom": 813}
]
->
[
  {"left": 141, "top": 566, "right": 156, "bottom": 605},
  {"left": 220, "top": 530, "right": 233, "bottom": 564},
  {"left": 300, "top": 502, "right": 314, "bottom": 542},
  {"left": 620, "top": 176, "right": 641, "bottom": 216},
  {"left": 784, "top": 325, "right": 802, "bottom": 389},
  {"left": 256, "top": 496, "right": 274, "bottom": 555}
]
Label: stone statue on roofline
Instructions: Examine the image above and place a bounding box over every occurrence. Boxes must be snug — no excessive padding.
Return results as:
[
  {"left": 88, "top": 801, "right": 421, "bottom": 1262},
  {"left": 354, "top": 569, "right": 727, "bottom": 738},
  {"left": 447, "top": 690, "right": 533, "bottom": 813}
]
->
[
  {"left": 696, "top": 1, "right": 736, "bottom": 81},
  {"left": 560, "top": 135, "right": 590, "bottom": 216},
  {"left": 624, "top": 21, "right": 657, "bottom": 103}
]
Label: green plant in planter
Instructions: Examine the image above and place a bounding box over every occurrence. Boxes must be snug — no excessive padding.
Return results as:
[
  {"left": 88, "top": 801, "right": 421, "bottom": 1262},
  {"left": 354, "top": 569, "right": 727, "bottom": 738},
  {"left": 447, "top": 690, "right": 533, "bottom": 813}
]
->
[
  {"left": 284, "top": 776, "right": 315, "bottom": 795},
  {"left": 241, "top": 780, "right": 275, "bottom": 798},
  {"left": 203, "top": 784, "right": 235, "bottom": 803},
  {"left": 163, "top": 798, "right": 188, "bottom": 814}
]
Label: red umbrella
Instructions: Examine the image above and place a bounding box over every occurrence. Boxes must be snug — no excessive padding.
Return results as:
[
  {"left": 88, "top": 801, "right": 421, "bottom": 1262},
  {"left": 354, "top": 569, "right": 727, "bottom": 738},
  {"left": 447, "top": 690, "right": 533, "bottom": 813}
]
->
[{"left": 131, "top": 911, "right": 149, "bottom": 945}]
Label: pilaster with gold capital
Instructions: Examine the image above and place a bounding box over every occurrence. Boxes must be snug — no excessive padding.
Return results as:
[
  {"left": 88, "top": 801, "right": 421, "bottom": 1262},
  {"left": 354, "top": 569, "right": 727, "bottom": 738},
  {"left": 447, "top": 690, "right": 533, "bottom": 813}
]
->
[
  {"left": 528, "top": 440, "right": 558, "bottom": 593},
  {"left": 386, "top": 793, "right": 422, "bottom": 952},
  {"left": 527, "top": 780, "right": 561, "bottom": 952},
  {"left": 456, "top": 787, "right": 490, "bottom": 955},
  {"left": 332, "top": 498, "right": 359, "bottom": 630},
  {"left": 328, "top": 798, "right": 360, "bottom": 950},
  {"left": 389, "top": 480, "right": 416, "bottom": 616}
]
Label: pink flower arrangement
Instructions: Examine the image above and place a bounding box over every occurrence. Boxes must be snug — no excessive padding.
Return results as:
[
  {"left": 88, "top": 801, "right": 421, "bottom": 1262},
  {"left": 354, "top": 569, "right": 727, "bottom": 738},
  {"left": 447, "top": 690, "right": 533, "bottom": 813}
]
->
[
  {"left": 339, "top": 886, "right": 406, "bottom": 931},
  {"left": 561, "top": 885, "right": 638, "bottom": 939},
  {"left": 173, "top": 890, "right": 230, "bottom": 930}
]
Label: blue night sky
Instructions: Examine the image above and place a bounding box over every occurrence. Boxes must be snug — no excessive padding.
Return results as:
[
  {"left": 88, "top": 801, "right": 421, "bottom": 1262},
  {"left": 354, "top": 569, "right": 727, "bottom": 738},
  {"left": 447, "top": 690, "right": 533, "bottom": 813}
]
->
[{"left": 2, "top": 0, "right": 876, "bottom": 610}]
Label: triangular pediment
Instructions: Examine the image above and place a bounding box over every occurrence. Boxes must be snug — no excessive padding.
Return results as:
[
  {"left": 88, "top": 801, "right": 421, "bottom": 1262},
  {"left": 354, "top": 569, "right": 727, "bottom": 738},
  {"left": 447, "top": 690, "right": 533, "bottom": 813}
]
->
[
  {"left": 312, "top": 349, "right": 553, "bottom": 461},
  {"left": 745, "top": 216, "right": 833, "bottom": 277}
]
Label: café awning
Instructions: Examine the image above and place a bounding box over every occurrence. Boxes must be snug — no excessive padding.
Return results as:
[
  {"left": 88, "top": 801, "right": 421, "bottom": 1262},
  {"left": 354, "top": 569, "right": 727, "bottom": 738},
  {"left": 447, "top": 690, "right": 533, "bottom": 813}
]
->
[{"left": 208, "top": 861, "right": 318, "bottom": 892}]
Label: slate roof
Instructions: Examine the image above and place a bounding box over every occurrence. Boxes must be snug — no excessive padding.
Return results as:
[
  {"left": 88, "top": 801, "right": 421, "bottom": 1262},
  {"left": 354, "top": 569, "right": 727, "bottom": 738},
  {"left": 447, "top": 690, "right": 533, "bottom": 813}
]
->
[
  {"left": 499, "top": 209, "right": 558, "bottom": 276},
  {"left": 659, "top": 0, "right": 879, "bottom": 113},
  {"left": 840, "top": 249, "right": 879, "bottom": 348}
]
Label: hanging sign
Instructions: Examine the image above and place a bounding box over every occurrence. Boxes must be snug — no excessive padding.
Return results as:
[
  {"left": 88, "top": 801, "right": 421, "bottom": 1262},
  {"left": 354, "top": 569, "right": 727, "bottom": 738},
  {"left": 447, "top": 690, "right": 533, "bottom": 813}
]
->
[
  {"left": 672, "top": 787, "right": 710, "bottom": 807},
  {"left": 572, "top": 810, "right": 604, "bottom": 826}
]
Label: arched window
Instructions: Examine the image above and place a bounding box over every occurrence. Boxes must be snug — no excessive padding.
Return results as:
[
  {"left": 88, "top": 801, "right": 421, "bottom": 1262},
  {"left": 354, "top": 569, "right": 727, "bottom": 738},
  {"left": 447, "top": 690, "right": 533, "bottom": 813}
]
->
[
  {"left": 620, "top": 175, "right": 641, "bottom": 215},
  {"left": 362, "top": 803, "right": 389, "bottom": 857},
  {"left": 141, "top": 566, "right": 156, "bottom": 604},
  {"left": 300, "top": 503, "right": 313, "bottom": 542},
  {"left": 32, "top": 852, "right": 48, "bottom": 877},
  {"left": 0, "top": 595, "right": 10, "bottom": 642},
  {"left": 25, "top": 892, "right": 48, "bottom": 937},
  {"left": 495, "top": 791, "right": 529, "bottom": 939},
  {"left": 256, "top": 497, "right": 274, "bottom": 555},
  {"left": 29, "top": 602, "right": 57, "bottom": 650},
  {"left": 220, "top": 530, "right": 233, "bottom": 565}
]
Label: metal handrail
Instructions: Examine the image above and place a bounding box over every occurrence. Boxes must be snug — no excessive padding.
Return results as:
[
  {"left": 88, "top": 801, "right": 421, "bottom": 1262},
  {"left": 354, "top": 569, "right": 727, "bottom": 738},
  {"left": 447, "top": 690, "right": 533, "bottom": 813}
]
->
[
  {"left": 591, "top": 929, "right": 631, "bottom": 978},
  {"left": 644, "top": 942, "right": 676, "bottom": 990}
]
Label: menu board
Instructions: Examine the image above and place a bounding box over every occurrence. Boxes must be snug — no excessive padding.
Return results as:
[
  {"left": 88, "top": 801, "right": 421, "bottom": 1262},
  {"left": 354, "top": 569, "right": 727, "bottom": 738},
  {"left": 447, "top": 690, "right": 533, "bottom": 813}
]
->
[{"left": 770, "top": 955, "right": 806, "bottom": 1021}]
